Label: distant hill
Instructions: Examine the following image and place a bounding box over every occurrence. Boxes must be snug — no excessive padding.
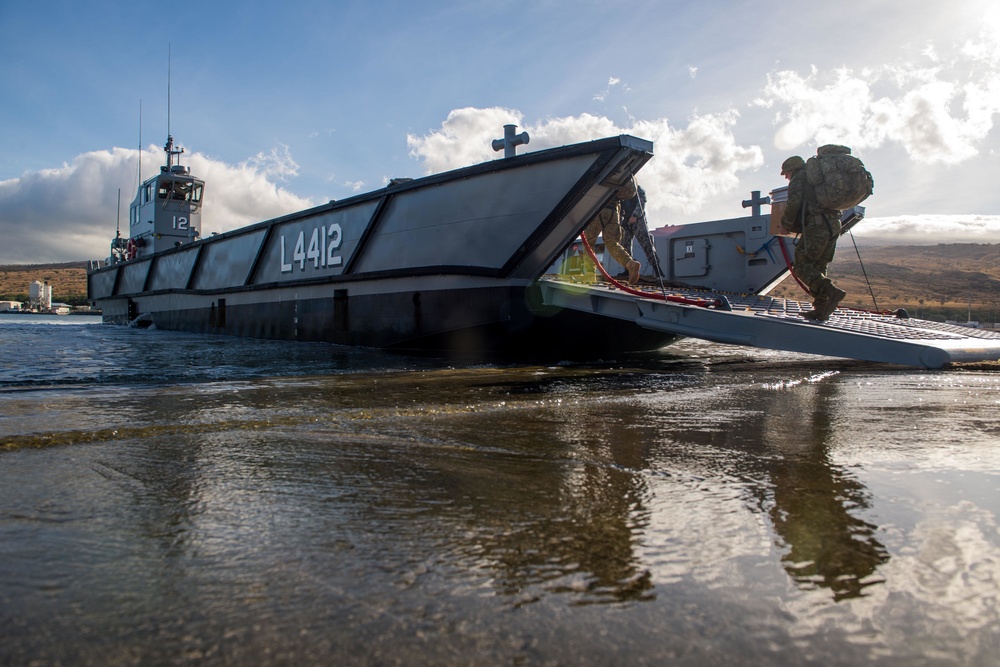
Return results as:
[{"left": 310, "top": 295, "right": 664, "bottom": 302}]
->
[
  {"left": 0, "top": 262, "right": 89, "bottom": 303},
  {"left": 2, "top": 246, "right": 998, "bottom": 322},
  {"left": 768, "top": 243, "right": 1000, "bottom": 323}
]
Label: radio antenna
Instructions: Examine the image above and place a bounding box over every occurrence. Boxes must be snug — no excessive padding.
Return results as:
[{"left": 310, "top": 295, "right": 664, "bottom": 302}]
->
[
  {"left": 163, "top": 44, "right": 183, "bottom": 169},
  {"left": 137, "top": 99, "right": 142, "bottom": 185},
  {"left": 167, "top": 43, "right": 171, "bottom": 139}
]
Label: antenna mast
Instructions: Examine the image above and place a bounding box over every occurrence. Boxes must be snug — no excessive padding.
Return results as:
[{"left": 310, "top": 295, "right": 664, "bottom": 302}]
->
[
  {"left": 167, "top": 43, "right": 171, "bottom": 139},
  {"left": 138, "top": 99, "right": 142, "bottom": 184},
  {"left": 163, "top": 44, "right": 183, "bottom": 169}
]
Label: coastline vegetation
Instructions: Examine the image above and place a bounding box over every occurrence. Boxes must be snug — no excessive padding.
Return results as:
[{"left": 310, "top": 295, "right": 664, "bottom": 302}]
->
[
  {"left": 0, "top": 262, "right": 89, "bottom": 307},
  {"left": 769, "top": 242, "right": 1000, "bottom": 324}
]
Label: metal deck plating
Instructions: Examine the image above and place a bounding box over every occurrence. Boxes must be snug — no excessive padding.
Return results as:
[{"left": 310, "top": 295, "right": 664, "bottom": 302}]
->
[{"left": 538, "top": 277, "right": 1000, "bottom": 369}]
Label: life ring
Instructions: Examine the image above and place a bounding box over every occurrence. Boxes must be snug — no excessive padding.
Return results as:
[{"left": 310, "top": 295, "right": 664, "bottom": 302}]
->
[{"left": 126, "top": 238, "right": 137, "bottom": 260}]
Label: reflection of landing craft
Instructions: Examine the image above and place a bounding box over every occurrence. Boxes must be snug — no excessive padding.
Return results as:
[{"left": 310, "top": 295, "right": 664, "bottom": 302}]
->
[{"left": 88, "top": 127, "right": 1000, "bottom": 368}]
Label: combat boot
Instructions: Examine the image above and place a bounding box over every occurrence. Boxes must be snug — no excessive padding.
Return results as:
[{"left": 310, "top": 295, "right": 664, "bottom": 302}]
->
[
  {"left": 811, "top": 286, "right": 846, "bottom": 321},
  {"left": 802, "top": 303, "right": 825, "bottom": 320},
  {"left": 626, "top": 260, "right": 641, "bottom": 285},
  {"left": 801, "top": 292, "right": 828, "bottom": 321}
]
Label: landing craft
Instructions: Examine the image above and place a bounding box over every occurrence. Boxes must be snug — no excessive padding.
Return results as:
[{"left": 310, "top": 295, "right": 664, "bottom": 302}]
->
[{"left": 88, "top": 127, "right": 1000, "bottom": 368}]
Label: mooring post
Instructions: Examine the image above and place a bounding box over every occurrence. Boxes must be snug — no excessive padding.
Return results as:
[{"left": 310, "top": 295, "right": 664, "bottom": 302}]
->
[
  {"left": 492, "top": 124, "right": 530, "bottom": 158},
  {"left": 741, "top": 190, "right": 771, "bottom": 217}
]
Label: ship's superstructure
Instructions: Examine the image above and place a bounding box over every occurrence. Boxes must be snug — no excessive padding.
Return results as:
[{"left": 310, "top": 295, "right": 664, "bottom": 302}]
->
[{"left": 111, "top": 136, "right": 204, "bottom": 263}]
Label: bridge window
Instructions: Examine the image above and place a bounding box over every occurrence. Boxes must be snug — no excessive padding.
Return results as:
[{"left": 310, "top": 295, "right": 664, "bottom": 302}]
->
[{"left": 157, "top": 179, "right": 204, "bottom": 202}]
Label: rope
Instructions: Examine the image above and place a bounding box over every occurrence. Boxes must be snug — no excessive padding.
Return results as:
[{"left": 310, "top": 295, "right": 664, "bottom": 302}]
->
[
  {"left": 780, "top": 230, "right": 895, "bottom": 316},
  {"left": 777, "top": 235, "right": 812, "bottom": 296},
  {"left": 849, "top": 229, "right": 880, "bottom": 311},
  {"left": 735, "top": 236, "right": 778, "bottom": 263},
  {"left": 576, "top": 230, "right": 904, "bottom": 318},
  {"left": 578, "top": 233, "right": 720, "bottom": 308}
]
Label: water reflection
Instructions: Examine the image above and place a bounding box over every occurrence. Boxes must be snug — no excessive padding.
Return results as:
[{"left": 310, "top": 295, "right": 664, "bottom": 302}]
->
[
  {"left": 1, "top": 361, "right": 894, "bottom": 612},
  {"left": 299, "top": 362, "right": 894, "bottom": 605},
  {"left": 464, "top": 449, "right": 655, "bottom": 607},
  {"left": 635, "top": 364, "right": 891, "bottom": 601},
  {"left": 6, "top": 320, "right": 1000, "bottom": 665},
  {"left": 762, "top": 380, "right": 889, "bottom": 600},
  {"left": 448, "top": 370, "right": 663, "bottom": 605}
]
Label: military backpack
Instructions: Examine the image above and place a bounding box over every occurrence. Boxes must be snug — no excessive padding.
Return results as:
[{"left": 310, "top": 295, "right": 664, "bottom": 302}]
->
[{"left": 805, "top": 144, "right": 874, "bottom": 211}]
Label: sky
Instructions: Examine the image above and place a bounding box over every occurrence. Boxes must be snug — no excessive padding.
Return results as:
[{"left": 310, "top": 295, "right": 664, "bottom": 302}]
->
[{"left": 1, "top": 0, "right": 999, "bottom": 264}]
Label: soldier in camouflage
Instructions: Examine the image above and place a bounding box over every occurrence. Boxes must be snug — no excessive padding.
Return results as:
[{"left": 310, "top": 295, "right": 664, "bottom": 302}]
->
[
  {"left": 619, "top": 184, "right": 664, "bottom": 279},
  {"left": 779, "top": 155, "right": 846, "bottom": 321},
  {"left": 583, "top": 180, "right": 641, "bottom": 284}
]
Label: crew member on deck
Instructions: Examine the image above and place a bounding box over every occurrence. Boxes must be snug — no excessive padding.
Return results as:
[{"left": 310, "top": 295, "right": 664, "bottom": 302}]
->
[{"left": 583, "top": 181, "right": 641, "bottom": 284}]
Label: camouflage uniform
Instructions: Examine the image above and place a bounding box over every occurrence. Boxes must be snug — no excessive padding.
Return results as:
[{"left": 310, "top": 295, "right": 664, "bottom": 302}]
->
[
  {"left": 583, "top": 180, "right": 641, "bottom": 283},
  {"left": 619, "top": 185, "right": 663, "bottom": 277},
  {"left": 780, "top": 158, "right": 845, "bottom": 318}
]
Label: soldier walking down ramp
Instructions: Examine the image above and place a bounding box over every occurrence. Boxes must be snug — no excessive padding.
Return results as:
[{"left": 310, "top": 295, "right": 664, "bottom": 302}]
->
[
  {"left": 583, "top": 181, "right": 641, "bottom": 284},
  {"left": 779, "top": 156, "right": 845, "bottom": 321}
]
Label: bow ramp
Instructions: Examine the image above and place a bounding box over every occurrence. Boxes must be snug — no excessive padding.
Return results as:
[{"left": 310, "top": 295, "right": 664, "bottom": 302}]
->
[{"left": 537, "top": 278, "right": 1000, "bottom": 369}]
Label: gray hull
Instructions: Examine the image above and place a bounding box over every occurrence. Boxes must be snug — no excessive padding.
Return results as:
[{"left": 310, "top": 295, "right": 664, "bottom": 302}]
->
[{"left": 89, "top": 135, "right": 677, "bottom": 356}]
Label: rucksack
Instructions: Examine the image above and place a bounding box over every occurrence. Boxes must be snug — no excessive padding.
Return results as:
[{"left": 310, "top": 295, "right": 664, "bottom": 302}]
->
[{"left": 805, "top": 144, "right": 874, "bottom": 210}]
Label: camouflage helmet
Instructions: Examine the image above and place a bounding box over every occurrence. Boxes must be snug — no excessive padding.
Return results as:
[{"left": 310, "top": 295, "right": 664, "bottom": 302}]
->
[{"left": 780, "top": 156, "right": 805, "bottom": 176}]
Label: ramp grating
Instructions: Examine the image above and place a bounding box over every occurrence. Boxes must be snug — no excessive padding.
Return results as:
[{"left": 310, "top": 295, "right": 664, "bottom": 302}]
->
[
  {"left": 613, "top": 282, "right": 1000, "bottom": 342},
  {"left": 541, "top": 276, "right": 1000, "bottom": 367}
]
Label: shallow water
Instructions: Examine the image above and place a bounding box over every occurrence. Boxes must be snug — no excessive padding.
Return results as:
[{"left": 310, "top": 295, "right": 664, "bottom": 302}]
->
[{"left": 1, "top": 315, "right": 999, "bottom": 665}]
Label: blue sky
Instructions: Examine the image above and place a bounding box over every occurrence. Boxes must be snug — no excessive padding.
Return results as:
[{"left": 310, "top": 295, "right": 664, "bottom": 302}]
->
[{"left": 2, "top": 0, "right": 999, "bottom": 263}]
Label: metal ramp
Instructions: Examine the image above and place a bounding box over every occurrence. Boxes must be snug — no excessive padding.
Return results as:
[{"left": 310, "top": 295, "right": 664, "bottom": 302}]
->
[{"left": 537, "top": 277, "right": 1000, "bottom": 369}]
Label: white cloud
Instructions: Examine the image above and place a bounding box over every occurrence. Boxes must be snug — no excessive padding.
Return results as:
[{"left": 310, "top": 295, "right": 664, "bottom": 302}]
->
[
  {"left": 630, "top": 112, "right": 764, "bottom": 215},
  {"left": 406, "top": 107, "right": 524, "bottom": 175},
  {"left": 853, "top": 214, "right": 1000, "bottom": 244},
  {"left": 407, "top": 107, "right": 764, "bottom": 218},
  {"left": 4, "top": 87, "right": 996, "bottom": 267},
  {"left": 403, "top": 105, "right": 998, "bottom": 239},
  {"left": 241, "top": 143, "right": 300, "bottom": 181},
  {"left": 0, "top": 145, "right": 313, "bottom": 264},
  {"left": 826, "top": 502, "right": 1000, "bottom": 660},
  {"left": 754, "top": 27, "right": 1000, "bottom": 164},
  {"left": 186, "top": 149, "right": 313, "bottom": 233},
  {"left": 593, "top": 76, "right": 623, "bottom": 102}
]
